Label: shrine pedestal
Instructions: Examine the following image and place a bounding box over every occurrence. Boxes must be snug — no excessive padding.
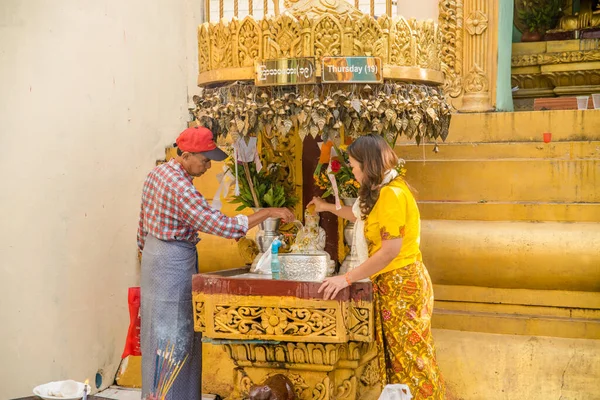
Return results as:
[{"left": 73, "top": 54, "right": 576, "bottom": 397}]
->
[{"left": 192, "top": 271, "right": 380, "bottom": 400}]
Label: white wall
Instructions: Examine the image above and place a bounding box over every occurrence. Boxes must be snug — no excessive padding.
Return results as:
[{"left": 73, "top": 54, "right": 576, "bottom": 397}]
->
[
  {"left": 397, "top": 0, "right": 439, "bottom": 20},
  {"left": 0, "top": 0, "right": 202, "bottom": 397}
]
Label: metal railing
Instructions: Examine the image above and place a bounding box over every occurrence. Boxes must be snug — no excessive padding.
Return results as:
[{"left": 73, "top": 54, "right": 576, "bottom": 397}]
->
[{"left": 204, "top": 0, "right": 397, "bottom": 22}]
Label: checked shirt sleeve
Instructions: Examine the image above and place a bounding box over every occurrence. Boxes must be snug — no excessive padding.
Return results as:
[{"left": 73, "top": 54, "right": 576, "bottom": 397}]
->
[{"left": 178, "top": 187, "right": 248, "bottom": 239}]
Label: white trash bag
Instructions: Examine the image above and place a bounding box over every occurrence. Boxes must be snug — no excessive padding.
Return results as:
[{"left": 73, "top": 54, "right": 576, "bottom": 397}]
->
[{"left": 378, "top": 384, "right": 413, "bottom": 400}]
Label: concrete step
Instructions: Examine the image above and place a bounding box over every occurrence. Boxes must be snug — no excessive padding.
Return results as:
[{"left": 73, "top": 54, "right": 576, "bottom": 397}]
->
[
  {"left": 418, "top": 201, "right": 600, "bottom": 222},
  {"left": 397, "top": 141, "right": 600, "bottom": 160},
  {"left": 421, "top": 220, "right": 600, "bottom": 292},
  {"left": 405, "top": 158, "right": 600, "bottom": 203}
]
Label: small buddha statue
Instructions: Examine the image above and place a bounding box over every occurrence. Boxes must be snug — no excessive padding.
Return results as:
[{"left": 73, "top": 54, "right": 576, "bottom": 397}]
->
[
  {"left": 290, "top": 209, "right": 335, "bottom": 276},
  {"left": 290, "top": 209, "right": 326, "bottom": 252},
  {"left": 558, "top": 0, "right": 600, "bottom": 31}
]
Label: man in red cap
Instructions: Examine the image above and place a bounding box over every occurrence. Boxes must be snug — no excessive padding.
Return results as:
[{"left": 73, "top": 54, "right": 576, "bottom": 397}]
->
[{"left": 137, "top": 126, "right": 294, "bottom": 400}]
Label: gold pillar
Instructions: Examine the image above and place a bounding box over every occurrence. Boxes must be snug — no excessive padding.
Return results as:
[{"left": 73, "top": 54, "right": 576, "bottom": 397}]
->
[{"left": 439, "top": 0, "right": 498, "bottom": 112}]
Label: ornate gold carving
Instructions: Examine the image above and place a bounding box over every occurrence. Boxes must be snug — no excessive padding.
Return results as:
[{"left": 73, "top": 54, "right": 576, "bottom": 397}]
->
[
  {"left": 352, "top": 14, "right": 387, "bottom": 59},
  {"left": 512, "top": 50, "right": 600, "bottom": 67},
  {"left": 390, "top": 17, "right": 413, "bottom": 66},
  {"left": 196, "top": 0, "right": 442, "bottom": 86},
  {"left": 545, "top": 70, "right": 600, "bottom": 87},
  {"left": 209, "top": 20, "right": 233, "bottom": 70},
  {"left": 343, "top": 302, "right": 370, "bottom": 342},
  {"left": 289, "top": 0, "right": 364, "bottom": 20},
  {"left": 511, "top": 74, "right": 553, "bottom": 91},
  {"left": 237, "top": 16, "right": 262, "bottom": 67},
  {"left": 359, "top": 359, "right": 379, "bottom": 387},
  {"left": 224, "top": 341, "right": 378, "bottom": 399},
  {"left": 465, "top": 63, "right": 488, "bottom": 93},
  {"left": 314, "top": 15, "right": 343, "bottom": 58},
  {"left": 465, "top": 10, "right": 488, "bottom": 35},
  {"left": 413, "top": 20, "right": 438, "bottom": 70},
  {"left": 213, "top": 304, "right": 337, "bottom": 338},
  {"left": 313, "top": 376, "right": 331, "bottom": 400},
  {"left": 460, "top": 0, "right": 495, "bottom": 112},
  {"left": 438, "top": 0, "right": 464, "bottom": 99},
  {"left": 334, "top": 376, "right": 357, "bottom": 399},
  {"left": 193, "top": 294, "right": 206, "bottom": 332},
  {"left": 264, "top": 14, "right": 303, "bottom": 58},
  {"left": 198, "top": 24, "right": 211, "bottom": 73},
  {"left": 225, "top": 342, "right": 344, "bottom": 366}
]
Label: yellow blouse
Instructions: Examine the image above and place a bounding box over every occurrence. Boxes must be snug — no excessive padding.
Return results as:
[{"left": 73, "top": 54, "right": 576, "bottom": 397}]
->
[{"left": 364, "top": 177, "right": 422, "bottom": 279}]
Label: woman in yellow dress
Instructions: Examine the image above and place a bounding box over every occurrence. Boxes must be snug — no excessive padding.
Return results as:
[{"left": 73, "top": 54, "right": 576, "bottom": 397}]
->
[{"left": 308, "top": 134, "right": 445, "bottom": 399}]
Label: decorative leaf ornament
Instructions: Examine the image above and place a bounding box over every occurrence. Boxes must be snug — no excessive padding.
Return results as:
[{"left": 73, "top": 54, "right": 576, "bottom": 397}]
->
[{"left": 192, "top": 82, "right": 451, "bottom": 147}]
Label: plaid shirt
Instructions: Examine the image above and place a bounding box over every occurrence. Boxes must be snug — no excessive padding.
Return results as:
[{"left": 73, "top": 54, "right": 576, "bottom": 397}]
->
[{"left": 137, "top": 159, "right": 248, "bottom": 250}]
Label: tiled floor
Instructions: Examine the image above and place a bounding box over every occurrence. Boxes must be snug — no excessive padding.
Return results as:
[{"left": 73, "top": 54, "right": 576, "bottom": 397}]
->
[{"left": 98, "top": 386, "right": 217, "bottom": 400}]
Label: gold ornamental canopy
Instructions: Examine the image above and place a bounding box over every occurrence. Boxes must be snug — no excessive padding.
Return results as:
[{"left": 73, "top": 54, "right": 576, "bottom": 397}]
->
[{"left": 197, "top": 0, "right": 444, "bottom": 86}]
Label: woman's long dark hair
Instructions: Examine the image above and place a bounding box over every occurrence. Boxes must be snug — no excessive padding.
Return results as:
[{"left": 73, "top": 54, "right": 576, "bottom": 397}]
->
[{"left": 347, "top": 134, "right": 399, "bottom": 218}]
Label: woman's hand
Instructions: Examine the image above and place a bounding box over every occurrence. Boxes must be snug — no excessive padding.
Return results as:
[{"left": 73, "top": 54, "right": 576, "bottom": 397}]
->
[
  {"left": 307, "top": 196, "right": 331, "bottom": 213},
  {"left": 269, "top": 208, "right": 295, "bottom": 223},
  {"left": 318, "top": 275, "right": 349, "bottom": 300}
]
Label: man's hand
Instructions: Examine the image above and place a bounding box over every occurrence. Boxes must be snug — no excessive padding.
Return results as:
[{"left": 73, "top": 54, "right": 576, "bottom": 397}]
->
[{"left": 269, "top": 208, "right": 295, "bottom": 223}]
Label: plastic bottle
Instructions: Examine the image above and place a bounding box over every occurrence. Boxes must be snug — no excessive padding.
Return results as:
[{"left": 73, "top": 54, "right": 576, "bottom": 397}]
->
[{"left": 270, "top": 238, "right": 283, "bottom": 280}]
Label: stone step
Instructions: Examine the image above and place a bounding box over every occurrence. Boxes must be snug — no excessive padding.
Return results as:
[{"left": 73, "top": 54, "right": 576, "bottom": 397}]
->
[
  {"left": 397, "top": 141, "right": 600, "bottom": 160},
  {"left": 432, "top": 307, "right": 600, "bottom": 340},
  {"left": 397, "top": 109, "right": 600, "bottom": 143},
  {"left": 421, "top": 220, "right": 600, "bottom": 292},
  {"left": 433, "top": 284, "right": 600, "bottom": 310},
  {"left": 418, "top": 201, "right": 600, "bottom": 222},
  {"left": 405, "top": 158, "right": 600, "bottom": 203}
]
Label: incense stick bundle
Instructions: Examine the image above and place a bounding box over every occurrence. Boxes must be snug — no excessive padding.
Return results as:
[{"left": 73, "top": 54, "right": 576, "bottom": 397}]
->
[{"left": 147, "top": 341, "right": 189, "bottom": 400}]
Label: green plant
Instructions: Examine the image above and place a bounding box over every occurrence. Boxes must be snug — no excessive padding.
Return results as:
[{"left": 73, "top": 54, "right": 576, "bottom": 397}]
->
[
  {"left": 228, "top": 160, "right": 298, "bottom": 211},
  {"left": 314, "top": 145, "right": 360, "bottom": 199},
  {"left": 519, "top": 0, "right": 564, "bottom": 33}
]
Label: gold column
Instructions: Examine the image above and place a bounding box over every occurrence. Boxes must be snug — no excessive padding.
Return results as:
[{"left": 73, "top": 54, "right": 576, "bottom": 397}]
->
[
  {"left": 459, "top": 0, "right": 497, "bottom": 112},
  {"left": 440, "top": 0, "right": 498, "bottom": 112}
]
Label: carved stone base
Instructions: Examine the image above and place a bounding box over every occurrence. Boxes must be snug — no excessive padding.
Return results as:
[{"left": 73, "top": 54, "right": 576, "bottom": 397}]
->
[{"left": 225, "top": 342, "right": 381, "bottom": 400}]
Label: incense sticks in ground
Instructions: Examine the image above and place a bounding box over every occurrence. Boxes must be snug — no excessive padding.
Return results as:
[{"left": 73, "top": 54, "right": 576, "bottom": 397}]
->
[{"left": 147, "top": 340, "right": 189, "bottom": 400}]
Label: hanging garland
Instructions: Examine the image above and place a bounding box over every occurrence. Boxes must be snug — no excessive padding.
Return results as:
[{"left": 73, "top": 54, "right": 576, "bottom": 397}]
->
[{"left": 192, "top": 82, "right": 451, "bottom": 147}]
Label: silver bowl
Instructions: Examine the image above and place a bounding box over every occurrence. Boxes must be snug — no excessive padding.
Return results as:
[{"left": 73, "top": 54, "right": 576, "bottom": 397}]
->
[{"left": 279, "top": 253, "right": 330, "bottom": 282}]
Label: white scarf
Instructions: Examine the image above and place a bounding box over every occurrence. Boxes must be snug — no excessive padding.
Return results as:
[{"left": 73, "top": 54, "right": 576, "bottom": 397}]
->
[{"left": 351, "top": 169, "right": 399, "bottom": 265}]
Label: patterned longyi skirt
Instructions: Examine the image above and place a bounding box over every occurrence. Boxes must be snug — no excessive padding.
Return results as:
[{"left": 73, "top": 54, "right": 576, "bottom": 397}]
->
[{"left": 372, "top": 262, "right": 446, "bottom": 399}]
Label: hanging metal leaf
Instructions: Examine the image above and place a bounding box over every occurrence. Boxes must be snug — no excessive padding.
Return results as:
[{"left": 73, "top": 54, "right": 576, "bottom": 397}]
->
[
  {"left": 298, "top": 125, "right": 308, "bottom": 141},
  {"left": 402, "top": 118, "right": 409, "bottom": 131},
  {"left": 385, "top": 130, "right": 395, "bottom": 144},
  {"left": 283, "top": 119, "right": 293, "bottom": 134},
  {"left": 309, "top": 124, "right": 319, "bottom": 138},
  {"left": 236, "top": 118, "right": 245, "bottom": 133},
  {"left": 311, "top": 111, "right": 319, "bottom": 124},
  {"left": 426, "top": 107, "right": 438, "bottom": 122},
  {"left": 385, "top": 109, "right": 397, "bottom": 124},
  {"left": 394, "top": 118, "right": 403, "bottom": 131},
  {"left": 316, "top": 116, "right": 326, "bottom": 131}
]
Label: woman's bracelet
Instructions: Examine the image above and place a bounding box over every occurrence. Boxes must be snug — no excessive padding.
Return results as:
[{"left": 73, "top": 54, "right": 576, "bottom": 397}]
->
[{"left": 344, "top": 272, "right": 352, "bottom": 286}]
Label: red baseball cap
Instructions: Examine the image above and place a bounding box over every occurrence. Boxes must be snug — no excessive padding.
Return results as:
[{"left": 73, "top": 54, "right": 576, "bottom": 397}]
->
[{"left": 175, "top": 126, "right": 227, "bottom": 161}]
